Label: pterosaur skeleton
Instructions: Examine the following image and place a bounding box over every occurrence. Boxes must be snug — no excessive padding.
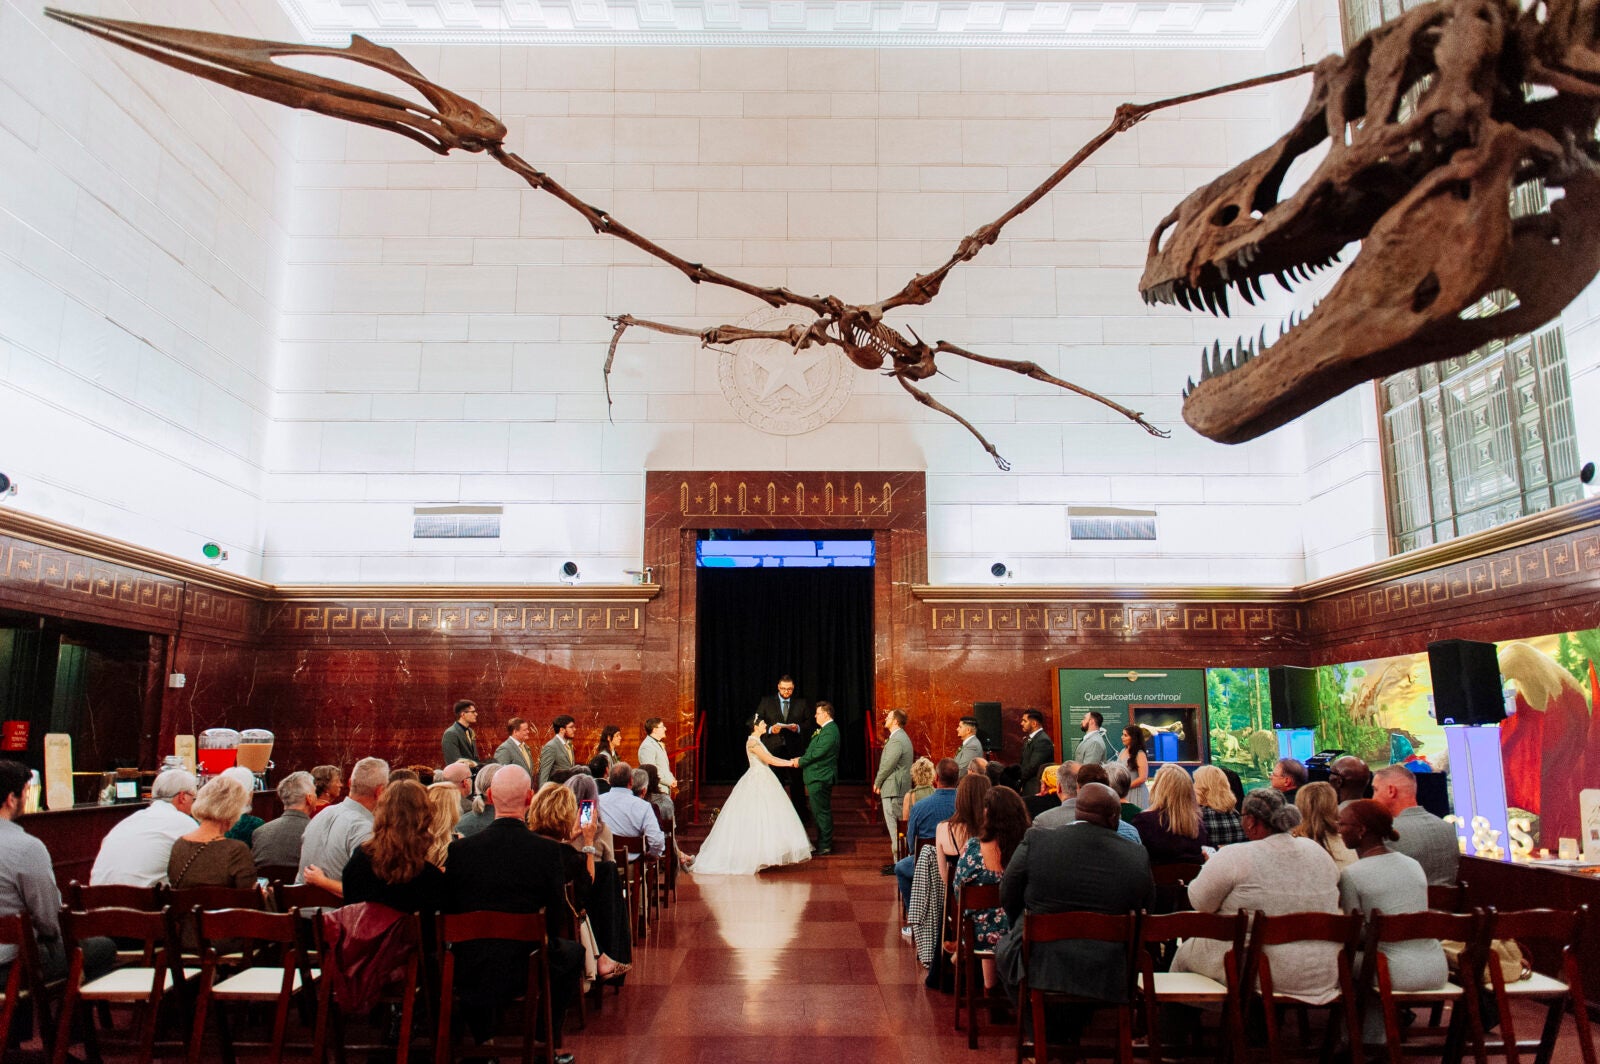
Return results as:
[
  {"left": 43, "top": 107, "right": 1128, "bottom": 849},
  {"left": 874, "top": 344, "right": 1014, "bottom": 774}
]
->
[{"left": 46, "top": 7, "right": 1313, "bottom": 468}]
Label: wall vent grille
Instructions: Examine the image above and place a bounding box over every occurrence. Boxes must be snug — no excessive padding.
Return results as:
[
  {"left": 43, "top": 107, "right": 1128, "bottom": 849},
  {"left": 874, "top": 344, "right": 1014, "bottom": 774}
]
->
[
  {"left": 1068, "top": 506, "right": 1156, "bottom": 541},
  {"left": 413, "top": 505, "right": 502, "bottom": 539}
]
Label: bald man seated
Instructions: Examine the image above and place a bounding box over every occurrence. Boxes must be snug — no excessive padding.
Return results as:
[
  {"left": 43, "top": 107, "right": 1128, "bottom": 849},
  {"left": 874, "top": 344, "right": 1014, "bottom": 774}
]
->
[
  {"left": 1372, "top": 764, "right": 1460, "bottom": 885},
  {"left": 444, "top": 765, "right": 583, "bottom": 1064},
  {"left": 994, "top": 783, "right": 1154, "bottom": 1031},
  {"left": 1328, "top": 755, "right": 1372, "bottom": 806}
]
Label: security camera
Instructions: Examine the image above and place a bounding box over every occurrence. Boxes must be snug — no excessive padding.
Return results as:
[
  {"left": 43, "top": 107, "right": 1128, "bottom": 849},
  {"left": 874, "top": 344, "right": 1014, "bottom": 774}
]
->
[
  {"left": 560, "top": 561, "right": 580, "bottom": 581},
  {"left": 0, "top": 472, "right": 16, "bottom": 499},
  {"left": 1583, "top": 461, "right": 1596, "bottom": 494},
  {"left": 990, "top": 561, "right": 1012, "bottom": 580}
]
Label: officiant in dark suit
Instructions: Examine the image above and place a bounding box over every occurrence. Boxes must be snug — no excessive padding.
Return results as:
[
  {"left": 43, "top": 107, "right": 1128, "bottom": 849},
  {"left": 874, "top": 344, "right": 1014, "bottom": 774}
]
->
[{"left": 756, "top": 675, "right": 811, "bottom": 816}]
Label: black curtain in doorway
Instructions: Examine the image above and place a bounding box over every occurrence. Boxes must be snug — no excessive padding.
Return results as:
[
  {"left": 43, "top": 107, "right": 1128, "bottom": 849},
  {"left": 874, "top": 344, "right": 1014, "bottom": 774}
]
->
[{"left": 697, "top": 566, "right": 874, "bottom": 783}]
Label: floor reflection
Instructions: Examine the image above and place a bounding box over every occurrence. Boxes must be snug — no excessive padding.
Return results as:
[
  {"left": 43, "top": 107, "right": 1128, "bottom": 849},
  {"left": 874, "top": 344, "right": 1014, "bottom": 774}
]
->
[{"left": 695, "top": 873, "right": 812, "bottom": 982}]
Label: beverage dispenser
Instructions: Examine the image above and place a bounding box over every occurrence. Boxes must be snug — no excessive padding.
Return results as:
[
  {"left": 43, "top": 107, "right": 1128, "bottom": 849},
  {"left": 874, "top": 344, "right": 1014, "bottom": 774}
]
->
[
  {"left": 196, "top": 728, "right": 240, "bottom": 785},
  {"left": 236, "top": 728, "right": 274, "bottom": 789}
]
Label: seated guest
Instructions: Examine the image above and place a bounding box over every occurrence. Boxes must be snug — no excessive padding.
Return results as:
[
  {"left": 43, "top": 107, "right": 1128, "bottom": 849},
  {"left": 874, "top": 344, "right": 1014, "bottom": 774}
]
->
[
  {"left": 388, "top": 768, "right": 420, "bottom": 784},
  {"left": 425, "top": 781, "right": 464, "bottom": 868},
  {"left": 1271, "top": 757, "right": 1307, "bottom": 805},
  {"left": 1328, "top": 755, "right": 1373, "bottom": 806},
  {"left": 305, "top": 780, "right": 447, "bottom": 919},
  {"left": 995, "top": 784, "right": 1154, "bottom": 1031},
  {"left": 528, "top": 783, "right": 629, "bottom": 982},
  {"left": 563, "top": 773, "right": 615, "bottom": 862},
  {"left": 251, "top": 771, "right": 316, "bottom": 869},
  {"left": 457, "top": 763, "right": 500, "bottom": 838},
  {"left": 1134, "top": 765, "right": 1208, "bottom": 865},
  {"left": 564, "top": 773, "right": 631, "bottom": 973},
  {"left": 586, "top": 755, "right": 612, "bottom": 794},
  {"left": 444, "top": 766, "right": 584, "bottom": 1062},
  {"left": 955, "top": 785, "right": 1031, "bottom": 996},
  {"left": 1074, "top": 764, "right": 1141, "bottom": 843},
  {"left": 1025, "top": 764, "right": 1065, "bottom": 821},
  {"left": 640, "top": 764, "right": 674, "bottom": 826},
  {"left": 438, "top": 761, "right": 474, "bottom": 816},
  {"left": 937, "top": 774, "right": 991, "bottom": 889},
  {"left": 1193, "top": 765, "right": 1246, "bottom": 848},
  {"left": 901, "top": 757, "right": 937, "bottom": 821},
  {"left": 1106, "top": 762, "right": 1142, "bottom": 825},
  {"left": 310, "top": 764, "right": 343, "bottom": 814},
  {"left": 169, "top": 776, "right": 257, "bottom": 890},
  {"left": 596, "top": 763, "right": 664, "bottom": 857},
  {"left": 1031, "top": 764, "right": 1078, "bottom": 828},
  {"left": 968, "top": 757, "right": 990, "bottom": 778},
  {"left": 1371, "top": 765, "right": 1459, "bottom": 886},
  {"left": 895, "top": 758, "right": 960, "bottom": 916},
  {"left": 221, "top": 766, "right": 264, "bottom": 845},
  {"left": 1294, "top": 782, "right": 1356, "bottom": 870},
  {"left": 298, "top": 757, "right": 388, "bottom": 882},
  {"left": 1174, "top": 788, "right": 1341, "bottom": 1003},
  {"left": 1, "top": 760, "right": 114, "bottom": 982},
  {"left": 91, "top": 768, "right": 198, "bottom": 886},
  {"left": 1337, "top": 799, "right": 1447, "bottom": 1044}
]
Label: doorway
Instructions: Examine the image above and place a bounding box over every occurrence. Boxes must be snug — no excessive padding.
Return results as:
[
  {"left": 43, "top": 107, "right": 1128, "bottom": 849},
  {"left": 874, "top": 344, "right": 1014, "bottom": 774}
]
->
[{"left": 695, "top": 534, "right": 875, "bottom": 783}]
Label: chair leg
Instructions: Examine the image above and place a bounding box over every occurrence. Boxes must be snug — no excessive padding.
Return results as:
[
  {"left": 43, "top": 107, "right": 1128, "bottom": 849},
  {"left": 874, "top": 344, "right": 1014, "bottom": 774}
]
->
[{"left": 1118, "top": 1004, "right": 1135, "bottom": 1064}]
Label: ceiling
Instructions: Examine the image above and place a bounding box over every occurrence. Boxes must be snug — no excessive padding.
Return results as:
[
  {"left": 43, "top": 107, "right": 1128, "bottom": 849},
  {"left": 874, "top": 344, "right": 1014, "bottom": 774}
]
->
[{"left": 275, "top": 0, "right": 1299, "bottom": 48}]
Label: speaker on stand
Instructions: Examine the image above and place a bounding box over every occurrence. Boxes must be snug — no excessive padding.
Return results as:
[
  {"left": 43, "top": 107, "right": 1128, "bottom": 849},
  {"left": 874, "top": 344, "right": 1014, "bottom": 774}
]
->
[{"left": 973, "top": 701, "right": 1002, "bottom": 755}]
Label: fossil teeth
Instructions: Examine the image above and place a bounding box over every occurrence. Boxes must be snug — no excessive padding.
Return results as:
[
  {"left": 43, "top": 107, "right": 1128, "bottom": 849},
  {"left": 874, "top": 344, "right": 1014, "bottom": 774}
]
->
[
  {"left": 1275, "top": 270, "right": 1292, "bottom": 293},
  {"left": 1200, "top": 286, "right": 1218, "bottom": 316},
  {"left": 1200, "top": 346, "right": 1213, "bottom": 381},
  {"left": 1223, "top": 348, "right": 1234, "bottom": 372},
  {"left": 1259, "top": 326, "right": 1268, "bottom": 353},
  {"left": 1215, "top": 285, "right": 1230, "bottom": 317},
  {"left": 1238, "top": 279, "right": 1256, "bottom": 306},
  {"left": 1218, "top": 259, "right": 1232, "bottom": 282},
  {"left": 1247, "top": 275, "right": 1264, "bottom": 301},
  {"left": 1175, "top": 285, "right": 1192, "bottom": 311}
]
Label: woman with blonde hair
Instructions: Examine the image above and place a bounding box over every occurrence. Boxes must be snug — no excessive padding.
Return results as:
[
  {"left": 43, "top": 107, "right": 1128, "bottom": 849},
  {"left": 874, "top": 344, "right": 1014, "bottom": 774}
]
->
[
  {"left": 169, "top": 775, "right": 257, "bottom": 889},
  {"left": 901, "top": 757, "right": 936, "bottom": 821},
  {"left": 1132, "top": 764, "right": 1207, "bottom": 865},
  {"left": 1192, "top": 765, "right": 1246, "bottom": 847},
  {"left": 528, "top": 782, "right": 630, "bottom": 981},
  {"left": 425, "top": 780, "right": 463, "bottom": 868},
  {"left": 1293, "top": 781, "right": 1356, "bottom": 869}
]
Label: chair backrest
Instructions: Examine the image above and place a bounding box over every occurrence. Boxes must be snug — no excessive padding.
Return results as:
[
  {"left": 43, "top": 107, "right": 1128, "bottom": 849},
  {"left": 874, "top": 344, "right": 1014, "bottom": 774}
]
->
[
  {"left": 273, "top": 881, "right": 341, "bottom": 913},
  {"left": 1484, "top": 905, "right": 1586, "bottom": 974},
  {"left": 1366, "top": 908, "right": 1478, "bottom": 947},
  {"left": 1024, "top": 910, "right": 1136, "bottom": 946},
  {"left": 196, "top": 907, "right": 301, "bottom": 950},
  {"left": 62, "top": 906, "right": 172, "bottom": 959},
  {"left": 1426, "top": 881, "right": 1467, "bottom": 913},
  {"left": 66, "top": 881, "right": 165, "bottom": 912},
  {"left": 1249, "top": 910, "right": 1362, "bottom": 948},
  {"left": 613, "top": 833, "right": 645, "bottom": 859},
  {"left": 957, "top": 882, "right": 1001, "bottom": 913},
  {"left": 438, "top": 910, "right": 546, "bottom": 947},
  {"left": 168, "top": 885, "right": 267, "bottom": 913},
  {"left": 256, "top": 863, "right": 301, "bottom": 886},
  {"left": 1152, "top": 863, "right": 1204, "bottom": 887},
  {"left": 1141, "top": 909, "right": 1246, "bottom": 953}
]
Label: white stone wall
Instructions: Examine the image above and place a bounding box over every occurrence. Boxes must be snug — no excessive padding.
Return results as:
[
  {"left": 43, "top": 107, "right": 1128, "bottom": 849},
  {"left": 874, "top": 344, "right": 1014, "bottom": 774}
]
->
[
  {"left": 0, "top": 1, "right": 295, "bottom": 575},
  {"left": 266, "top": 21, "right": 1342, "bottom": 586}
]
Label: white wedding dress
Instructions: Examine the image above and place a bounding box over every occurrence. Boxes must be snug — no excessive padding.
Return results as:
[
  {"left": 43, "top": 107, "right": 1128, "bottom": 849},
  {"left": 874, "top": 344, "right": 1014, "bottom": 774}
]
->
[{"left": 691, "top": 737, "right": 813, "bottom": 875}]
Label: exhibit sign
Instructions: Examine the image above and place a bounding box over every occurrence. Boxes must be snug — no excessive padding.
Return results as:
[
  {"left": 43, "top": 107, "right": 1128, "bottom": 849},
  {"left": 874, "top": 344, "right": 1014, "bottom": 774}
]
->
[{"left": 1054, "top": 668, "right": 1207, "bottom": 763}]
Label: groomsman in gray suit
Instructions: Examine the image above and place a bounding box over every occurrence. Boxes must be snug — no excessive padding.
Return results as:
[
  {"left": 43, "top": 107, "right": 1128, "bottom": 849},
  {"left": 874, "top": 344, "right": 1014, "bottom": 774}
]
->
[
  {"left": 954, "top": 717, "right": 984, "bottom": 775},
  {"left": 538, "top": 715, "right": 577, "bottom": 787},
  {"left": 1073, "top": 710, "right": 1112, "bottom": 765},
  {"left": 873, "top": 708, "right": 914, "bottom": 873}
]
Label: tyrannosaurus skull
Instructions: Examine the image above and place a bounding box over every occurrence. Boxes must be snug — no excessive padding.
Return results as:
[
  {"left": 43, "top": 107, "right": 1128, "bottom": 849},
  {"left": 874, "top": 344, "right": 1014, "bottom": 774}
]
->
[{"left": 1140, "top": 0, "right": 1600, "bottom": 444}]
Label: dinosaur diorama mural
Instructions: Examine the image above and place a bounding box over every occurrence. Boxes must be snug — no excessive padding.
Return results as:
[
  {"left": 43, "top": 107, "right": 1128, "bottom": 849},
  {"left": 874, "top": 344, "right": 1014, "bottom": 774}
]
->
[{"left": 46, "top": 0, "right": 1600, "bottom": 458}]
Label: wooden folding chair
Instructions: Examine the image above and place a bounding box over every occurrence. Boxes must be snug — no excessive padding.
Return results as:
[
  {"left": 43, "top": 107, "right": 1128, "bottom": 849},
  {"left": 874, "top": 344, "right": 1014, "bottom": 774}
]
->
[
  {"left": 254, "top": 864, "right": 300, "bottom": 888},
  {"left": 309, "top": 907, "right": 428, "bottom": 1064},
  {"left": 187, "top": 908, "right": 328, "bottom": 1064},
  {"left": 51, "top": 906, "right": 195, "bottom": 1064},
  {"left": 1480, "top": 907, "right": 1597, "bottom": 1064},
  {"left": 611, "top": 835, "right": 649, "bottom": 941},
  {"left": 167, "top": 886, "right": 268, "bottom": 963},
  {"left": 1238, "top": 910, "right": 1363, "bottom": 1064},
  {"left": 1137, "top": 910, "right": 1248, "bottom": 1064},
  {"left": 895, "top": 818, "right": 908, "bottom": 861},
  {"left": 0, "top": 913, "right": 55, "bottom": 1057},
  {"left": 952, "top": 882, "right": 1008, "bottom": 1048},
  {"left": 1016, "top": 910, "right": 1140, "bottom": 1064},
  {"left": 434, "top": 911, "right": 553, "bottom": 1064},
  {"left": 1358, "top": 908, "right": 1486, "bottom": 1064},
  {"left": 65, "top": 882, "right": 165, "bottom": 912}
]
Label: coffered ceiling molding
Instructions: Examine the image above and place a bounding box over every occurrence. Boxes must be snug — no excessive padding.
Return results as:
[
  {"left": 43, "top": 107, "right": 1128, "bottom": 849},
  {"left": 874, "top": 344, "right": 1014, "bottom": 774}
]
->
[{"left": 275, "top": 0, "right": 1298, "bottom": 48}]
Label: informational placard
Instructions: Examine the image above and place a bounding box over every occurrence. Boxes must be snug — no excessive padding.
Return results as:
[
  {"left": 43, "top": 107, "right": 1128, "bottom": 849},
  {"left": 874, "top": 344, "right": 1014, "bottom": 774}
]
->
[
  {"left": 1, "top": 721, "right": 27, "bottom": 752},
  {"left": 1054, "top": 668, "right": 1209, "bottom": 762},
  {"left": 174, "top": 735, "right": 196, "bottom": 775},
  {"left": 43, "top": 733, "right": 75, "bottom": 811},
  {"left": 1581, "top": 789, "right": 1600, "bottom": 862}
]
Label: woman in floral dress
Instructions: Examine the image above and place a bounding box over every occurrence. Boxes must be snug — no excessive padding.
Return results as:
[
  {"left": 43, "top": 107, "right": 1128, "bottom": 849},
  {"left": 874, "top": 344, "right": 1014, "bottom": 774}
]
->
[{"left": 953, "top": 786, "right": 1032, "bottom": 994}]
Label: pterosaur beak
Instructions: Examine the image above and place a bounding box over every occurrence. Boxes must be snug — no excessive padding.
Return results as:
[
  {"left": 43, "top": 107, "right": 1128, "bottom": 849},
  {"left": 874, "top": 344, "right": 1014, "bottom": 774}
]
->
[{"left": 44, "top": 8, "right": 506, "bottom": 155}]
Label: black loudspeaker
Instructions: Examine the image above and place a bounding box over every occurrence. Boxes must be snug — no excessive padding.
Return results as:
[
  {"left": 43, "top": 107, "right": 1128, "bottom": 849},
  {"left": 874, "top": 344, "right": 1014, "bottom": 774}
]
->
[
  {"left": 973, "top": 702, "right": 1002, "bottom": 753},
  {"left": 1414, "top": 773, "right": 1452, "bottom": 818},
  {"left": 1428, "top": 639, "right": 1504, "bottom": 726},
  {"left": 1269, "top": 666, "right": 1320, "bottom": 730}
]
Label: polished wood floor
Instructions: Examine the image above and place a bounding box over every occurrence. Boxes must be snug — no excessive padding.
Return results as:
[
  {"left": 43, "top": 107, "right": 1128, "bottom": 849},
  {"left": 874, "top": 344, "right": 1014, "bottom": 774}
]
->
[{"left": 565, "top": 848, "right": 986, "bottom": 1063}]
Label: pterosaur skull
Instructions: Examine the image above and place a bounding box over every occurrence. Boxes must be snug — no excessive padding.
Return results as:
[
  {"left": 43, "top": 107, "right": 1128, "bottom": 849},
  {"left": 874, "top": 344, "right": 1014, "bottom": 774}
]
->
[{"left": 1141, "top": 0, "right": 1600, "bottom": 444}]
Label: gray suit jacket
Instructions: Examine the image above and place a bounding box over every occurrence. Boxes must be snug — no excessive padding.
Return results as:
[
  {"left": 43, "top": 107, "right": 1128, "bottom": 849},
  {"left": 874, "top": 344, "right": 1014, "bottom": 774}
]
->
[
  {"left": 1390, "top": 805, "right": 1462, "bottom": 885},
  {"left": 1073, "top": 728, "right": 1111, "bottom": 765},
  {"left": 996, "top": 822, "right": 1154, "bottom": 999},
  {"left": 874, "top": 729, "right": 914, "bottom": 799},
  {"left": 955, "top": 735, "right": 984, "bottom": 774},
  {"left": 442, "top": 723, "right": 480, "bottom": 768},
  {"left": 538, "top": 735, "right": 574, "bottom": 787},
  {"left": 493, "top": 737, "right": 535, "bottom": 774}
]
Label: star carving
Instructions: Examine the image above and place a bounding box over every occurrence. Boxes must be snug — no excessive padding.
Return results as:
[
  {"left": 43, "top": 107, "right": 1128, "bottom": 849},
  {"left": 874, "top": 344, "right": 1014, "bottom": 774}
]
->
[{"left": 747, "top": 344, "right": 827, "bottom": 402}]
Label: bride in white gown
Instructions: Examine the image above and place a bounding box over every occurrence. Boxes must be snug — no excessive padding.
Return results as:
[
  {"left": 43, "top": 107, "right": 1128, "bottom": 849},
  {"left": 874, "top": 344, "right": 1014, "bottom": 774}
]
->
[{"left": 692, "top": 716, "right": 813, "bottom": 876}]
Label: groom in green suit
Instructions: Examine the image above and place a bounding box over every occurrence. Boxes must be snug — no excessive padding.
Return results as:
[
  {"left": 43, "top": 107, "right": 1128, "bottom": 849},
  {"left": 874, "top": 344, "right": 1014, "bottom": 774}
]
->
[{"left": 793, "top": 701, "right": 841, "bottom": 855}]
